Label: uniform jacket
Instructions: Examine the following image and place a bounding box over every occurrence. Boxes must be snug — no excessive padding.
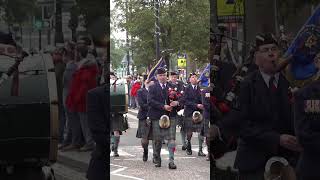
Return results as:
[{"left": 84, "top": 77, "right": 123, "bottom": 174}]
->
[
  {"left": 86, "top": 85, "right": 109, "bottom": 180},
  {"left": 201, "top": 88, "right": 210, "bottom": 120},
  {"left": 234, "top": 70, "right": 297, "bottom": 172},
  {"left": 294, "top": 80, "right": 320, "bottom": 178},
  {"left": 137, "top": 88, "right": 148, "bottom": 120},
  {"left": 147, "top": 81, "right": 168, "bottom": 120},
  {"left": 183, "top": 84, "right": 202, "bottom": 118},
  {"left": 66, "top": 58, "right": 98, "bottom": 112}
]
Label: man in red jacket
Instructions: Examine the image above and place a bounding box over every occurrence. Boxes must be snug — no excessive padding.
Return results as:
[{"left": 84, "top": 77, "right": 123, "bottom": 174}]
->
[
  {"left": 66, "top": 41, "right": 98, "bottom": 152},
  {"left": 130, "top": 79, "right": 141, "bottom": 109}
]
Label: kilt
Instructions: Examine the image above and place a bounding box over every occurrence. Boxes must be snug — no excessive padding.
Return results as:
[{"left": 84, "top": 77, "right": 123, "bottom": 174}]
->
[
  {"left": 151, "top": 117, "right": 177, "bottom": 141},
  {"left": 201, "top": 118, "right": 210, "bottom": 137},
  {"left": 136, "top": 119, "right": 153, "bottom": 140},
  {"left": 111, "top": 114, "right": 128, "bottom": 132},
  {"left": 184, "top": 116, "right": 204, "bottom": 132}
]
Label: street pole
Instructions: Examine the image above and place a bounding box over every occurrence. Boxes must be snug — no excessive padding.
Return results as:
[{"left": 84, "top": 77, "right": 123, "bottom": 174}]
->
[
  {"left": 126, "top": 0, "right": 130, "bottom": 75},
  {"left": 154, "top": 0, "right": 160, "bottom": 61},
  {"left": 39, "top": 30, "right": 42, "bottom": 50},
  {"left": 55, "top": 0, "right": 64, "bottom": 45}
]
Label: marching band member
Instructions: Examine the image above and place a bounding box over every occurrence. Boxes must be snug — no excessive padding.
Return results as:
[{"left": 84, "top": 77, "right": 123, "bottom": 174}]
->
[
  {"left": 147, "top": 67, "right": 180, "bottom": 169},
  {"left": 136, "top": 79, "right": 154, "bottom": 161},
  {"left": 183, "top": 73, "right": 206, "bottom": 157},
  {"left": 234, "top": 33, "right": 301, "bottom": 180}
]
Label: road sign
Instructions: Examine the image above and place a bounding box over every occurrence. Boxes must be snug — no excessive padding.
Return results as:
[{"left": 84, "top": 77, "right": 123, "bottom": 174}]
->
[
  {"left": 177, "top": 58, "right": 186, "bottom": 68},
  {"left": 34, "top": 20, "right": 43, "bottom": 30}
]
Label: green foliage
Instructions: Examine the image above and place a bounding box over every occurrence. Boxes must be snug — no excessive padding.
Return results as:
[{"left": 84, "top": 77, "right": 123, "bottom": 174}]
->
[
  {"left": 75, "top": 0, "right": 109, "bottom": 43},
  {"left": 112, "top": 0, "right": 210, "bottom": 68},
  {"left": 1, "top": 0, "right": 37, "bottom": 24},
  {"left": 111, "top": 38, "right": 126, "bottom": 70}
]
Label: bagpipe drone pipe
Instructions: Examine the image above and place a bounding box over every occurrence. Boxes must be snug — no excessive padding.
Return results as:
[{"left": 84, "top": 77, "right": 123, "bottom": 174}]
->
[{"left": 208, "top": 25, "right": 257, "bottom": 160}]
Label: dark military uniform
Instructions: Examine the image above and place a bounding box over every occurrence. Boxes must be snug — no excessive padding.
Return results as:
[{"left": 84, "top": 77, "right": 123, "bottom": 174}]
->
[
  {"left": 148, "top": 82, "right": 177, "bottom": 141},
  {"left": 183, "top": 84, "right": 204, "bottom": 132},
  {"left": 294, "top": 80, "right": 320, "bottom": 180},
  {"left": 201, "top": 87, "right": 210, "bottom": 137},
  {"left": 148, "top": 77, "right": 178, "bottom": 169},
  {"left": 235, "top": 70, "right": 298, "bottom": 179},
  {"left": 136, "top": 87, "right": 152, "bottom": 139},
  {"left": 87, "top": 85, "right": 109, "bottom": 180}
]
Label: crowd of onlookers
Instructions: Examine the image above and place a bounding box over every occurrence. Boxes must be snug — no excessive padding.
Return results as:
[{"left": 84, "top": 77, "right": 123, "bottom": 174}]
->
[{"left": 52, "top": 37, "right": 107, "bottom": 152}]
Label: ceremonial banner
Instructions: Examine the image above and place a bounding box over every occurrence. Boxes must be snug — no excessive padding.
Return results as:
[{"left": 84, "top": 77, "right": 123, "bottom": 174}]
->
[
  {"left": 147, "top": 57, "right": 166, "bottom": 81},
  {"left": 285, "top": 5, "right": 320, "bottom": 80}
]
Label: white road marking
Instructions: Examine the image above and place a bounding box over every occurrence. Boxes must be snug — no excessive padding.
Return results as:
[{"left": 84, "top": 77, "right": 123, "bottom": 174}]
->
[
  {"left": 110, "top": 164, "right": 145, "bottom": 180},
  {"left": 110, "top": 149, "right": 135, "bottom": 157}
]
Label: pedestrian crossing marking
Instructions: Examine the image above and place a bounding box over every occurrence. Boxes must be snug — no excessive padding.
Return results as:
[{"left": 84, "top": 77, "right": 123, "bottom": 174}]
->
[
  {"left": 111, "top": 149, "right": 135, "bottom": 157},
  {"left": 112, "top": 145, "right": 208, "bottom": 158}
]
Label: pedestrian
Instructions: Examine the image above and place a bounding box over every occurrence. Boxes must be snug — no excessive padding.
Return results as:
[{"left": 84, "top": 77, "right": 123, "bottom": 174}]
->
[
  {"left": 234, "top": 33, "right": 301, "bottom": 180},
  {"left": 294, "top": 54, "right": 320, "bottom": 180},
  {"left": 110, "top": 72, "right": 129, "bottom": 157},
  {"left": 126, "top": 75, "right": 133, "bottom": 108},
  {"left": 136, "top": 79, "right": 155, "bottom": 161},
  {"left": 183, "top": 72, "right": 206, "bottom": 157},
  {"left": 148, "top": 67, "right": 180, "bottom": 169},
  {"left": 66, "top": 40, "right": 97, "bottom": 152},
  {"left": 86, "top": 83, "right": 109, "bottom": 180},
  {"left": 130, "top": 78, "right": 141, "bottom": 109},
  {"left": 60, "top": 41, "right": 84, "bottom": 151},
  {"left": 168, "top": 72, "right": 186, "bottom": 150},
  {"left": 201, "top": 78, "right": 211, "bottom": 161}
]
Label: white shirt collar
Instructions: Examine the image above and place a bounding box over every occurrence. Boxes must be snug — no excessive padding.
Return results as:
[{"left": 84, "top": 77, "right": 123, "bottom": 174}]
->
[{"left": 259, "top": 70, "right": 279, "bottom": 88}]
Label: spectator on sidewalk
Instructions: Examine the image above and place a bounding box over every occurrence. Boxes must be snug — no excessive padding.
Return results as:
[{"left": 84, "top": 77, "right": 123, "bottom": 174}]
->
[
  {"left": 126, "top": 75, "right": 132, "bottom": 108},
  {"left": 60, "top": 41, "right": 85, "bottom": 151},
  {"left": 66, "top": 40, "right": 98, "bottom": 152},
  {"left": 130, "top": 79, "right": 141, "bottom": 109}
]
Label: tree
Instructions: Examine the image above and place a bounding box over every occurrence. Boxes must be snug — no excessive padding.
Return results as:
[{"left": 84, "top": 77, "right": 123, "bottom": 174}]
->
[
  {"left": 110, "top": 38, "right": 126, "bottom": 70},
  {"left": 75, "top": 0, "right": 109, "bottom": 44},
  {"left": 112, "top": 0, "right": 210, "bottom": 69},
  {"left": 1, "top": 0, "right": 37, "bottom": 28}
]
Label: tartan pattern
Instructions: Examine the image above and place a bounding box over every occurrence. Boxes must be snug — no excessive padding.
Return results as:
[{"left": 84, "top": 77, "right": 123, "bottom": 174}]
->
[
  {"left": 151, "top": 117, "right": 177, "bottom": 140},
  {"left": 136, "top": 119, "right": 153, "bottom": 140},
  {"left": 111, "top": 114, "right": 127, "bottom": 132},
  {"left": 201, "top": 118, "right": 210, "bottom": 137},
  {"left": 184, "top": 116, "right": 204, "bottom": 132}
]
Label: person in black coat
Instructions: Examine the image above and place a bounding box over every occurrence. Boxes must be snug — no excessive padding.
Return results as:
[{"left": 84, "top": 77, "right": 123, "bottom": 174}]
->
[
  {"left": 136, "top": 79, "right": 154, "bottom": 162},
  {"left": 183, "top": 73, "right": 206, "bottom": 156},
  {"left": 168, "top": 71, "right": 186, "bottom": 150},
  {"left": 147, "top": 67, "right": 180, "bottom": 169},
  {"left": 234, "top": 33, "right": 301, "bottom": 179},
  {"left": 294, "top": 58, "right": 320, "bottom": 180},
  {"left": 86, "top": 84, "right": 109, "bottom": 180}
]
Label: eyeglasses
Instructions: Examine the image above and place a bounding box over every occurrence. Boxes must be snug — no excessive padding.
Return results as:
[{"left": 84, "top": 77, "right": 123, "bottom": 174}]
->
[{"left": 258, "top": 46, "right": 279, "bottom": 53}]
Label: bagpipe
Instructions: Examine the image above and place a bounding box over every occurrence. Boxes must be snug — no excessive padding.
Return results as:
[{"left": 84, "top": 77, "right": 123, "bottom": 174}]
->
[
  {"left": 159, "top": 86, "right": 183, "bottom": 128},
  {"left": 208, "top": 24, "right": 256, "bottom": 159}
]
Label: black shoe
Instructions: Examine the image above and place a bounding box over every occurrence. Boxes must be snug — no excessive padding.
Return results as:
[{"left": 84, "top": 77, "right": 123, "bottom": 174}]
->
[
  {"left": 155, "top": 161, "right": 161, "bottom": 167},
  {"left": 143, "top": 152, "right": 148, "bottom": 162},
  {"left": 182, "top": 145, "right": 187, "bottom": 151},
  {"left": 206, "top": 155, "right": 210, "bottom": 161},
  {"left": 186, "top": 142, "right": 192, "bottom": 155},
  {"left": 114, "top": 152, "right": 119, "bottom": 157},
  {"left": 168, "top": 162, "right": 177, "bottom": 169},
  {"left": 198, "top": 150, "right": 206, "bottom": 157}
]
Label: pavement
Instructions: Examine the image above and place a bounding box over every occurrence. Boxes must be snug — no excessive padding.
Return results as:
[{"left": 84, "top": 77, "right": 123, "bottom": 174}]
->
[{"left": 53, "top": 108, "right": 211, "bottom": 180}]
